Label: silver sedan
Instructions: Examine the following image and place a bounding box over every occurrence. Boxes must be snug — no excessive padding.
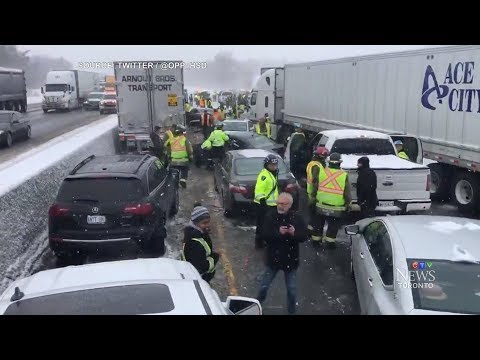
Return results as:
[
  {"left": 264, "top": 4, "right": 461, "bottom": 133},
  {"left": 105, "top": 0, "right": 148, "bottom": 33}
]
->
[{"left": 347, "top": 215, "right": 480, "bottom": 315}]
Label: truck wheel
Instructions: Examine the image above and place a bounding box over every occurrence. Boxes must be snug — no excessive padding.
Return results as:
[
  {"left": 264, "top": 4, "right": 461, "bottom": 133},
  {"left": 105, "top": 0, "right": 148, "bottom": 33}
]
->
[
  {"left": 222, "top": 190, "right": 236, "bottom": 218},
  {"left": 451, "top": 171, "right": 480, "bottom": 215},
  {"left": 428, "top": 163, "right": 451, "bottom": 201},
  {"left": 43, "top": 109, "right": 48, "bottom": 113},
  {"left": 25, "top": 126, "right": 32, "bottom": 140},
  {"left": 20, "top": 100, "right": 27, "bottom": 113},
  {"left": 169, "top": 187, "right": 179, "bottom": 217}
]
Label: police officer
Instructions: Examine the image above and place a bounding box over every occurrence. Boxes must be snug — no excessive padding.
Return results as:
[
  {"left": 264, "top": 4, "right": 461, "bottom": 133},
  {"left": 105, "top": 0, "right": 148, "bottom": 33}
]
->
[
  {"left": 313, "top": 152, "right": 352, "bottom": 247},
  {"left": 264, "top": 113, "right": 271, "bottom": 123},
  {"left": 254, "top": 154, "right": 280, "bottom": 249},
  {"left": 255, "top": 117, "right": 271, "bottom": 138},
  {"left": 166, "top": 125, "right": 193, "bottom": 188},
  {"left": 394, "top": 140, "right": 410, "bottom": 160},
  {"left": 206, "top": 122, "right": 229, "bottom": 164},
  {"left": 306, "top": 147, "right": 329, "bottom": 241}
]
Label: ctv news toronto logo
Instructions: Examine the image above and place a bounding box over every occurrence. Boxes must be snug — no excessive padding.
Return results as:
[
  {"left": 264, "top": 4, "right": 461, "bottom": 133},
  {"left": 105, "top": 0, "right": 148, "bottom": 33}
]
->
[{"left": 396, "top": 261, "right": 436, "bottom": 289}]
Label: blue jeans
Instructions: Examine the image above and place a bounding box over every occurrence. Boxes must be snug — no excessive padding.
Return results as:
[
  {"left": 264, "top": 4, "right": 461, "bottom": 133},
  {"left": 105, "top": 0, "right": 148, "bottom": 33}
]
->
[{"left": 257, "top": 267, "right": 297, "bottom": 314}]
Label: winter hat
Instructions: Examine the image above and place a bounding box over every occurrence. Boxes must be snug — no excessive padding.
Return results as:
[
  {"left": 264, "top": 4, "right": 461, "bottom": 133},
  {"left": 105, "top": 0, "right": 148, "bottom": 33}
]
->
[
  {"left": 357, "top": 156, "right": 370, "bottom": 168},
  {"left": 191, "top": 203, "right": 210, "bottom": 223}
]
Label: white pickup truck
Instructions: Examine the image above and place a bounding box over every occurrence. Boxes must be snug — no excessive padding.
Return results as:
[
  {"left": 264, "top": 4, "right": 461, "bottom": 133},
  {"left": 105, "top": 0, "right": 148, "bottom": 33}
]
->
[{"left": 285, "top": 129, "right": 431, "bottom": 213}]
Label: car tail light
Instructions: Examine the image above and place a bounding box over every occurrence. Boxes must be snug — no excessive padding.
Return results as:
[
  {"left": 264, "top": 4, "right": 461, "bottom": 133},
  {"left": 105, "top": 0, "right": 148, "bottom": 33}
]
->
[
  {"left": 49, "top": 204, "right": 70, "bottom": 217},
  {"left": 49, "top": 235, "right": 63, "bottom": 242},
  {"left": 124, "top": 203, "right": 154, "bottom": 216},
  {"left": 229, "top": 184, "right": 248, "bottom": 195},
  {"left": 285, "top": 183, "right": 299, "bottom": 193},
  {"left": 426, "top": 174, "right": 431, "bottom": 192}
]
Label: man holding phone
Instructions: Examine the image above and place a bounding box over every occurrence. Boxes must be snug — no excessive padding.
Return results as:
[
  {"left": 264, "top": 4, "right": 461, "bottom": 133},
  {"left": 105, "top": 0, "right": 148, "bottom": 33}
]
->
[{"left": 256, "top": 192, "right": 307, "bottom": 315}]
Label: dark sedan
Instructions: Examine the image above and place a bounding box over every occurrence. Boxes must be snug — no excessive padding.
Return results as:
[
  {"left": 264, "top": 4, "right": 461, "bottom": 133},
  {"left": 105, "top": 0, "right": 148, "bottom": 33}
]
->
[
  {"left": 227, "top": 131, "right": 284, "bottom": 155},
  {"left": 0, "top": 110, "right": 31, "bottom": 148},
  {"left": 83, "top": 92, "right": 104, "bottom": 110},
  {"left": 213, "top": 149, "right": 299, "bottom": 217}
]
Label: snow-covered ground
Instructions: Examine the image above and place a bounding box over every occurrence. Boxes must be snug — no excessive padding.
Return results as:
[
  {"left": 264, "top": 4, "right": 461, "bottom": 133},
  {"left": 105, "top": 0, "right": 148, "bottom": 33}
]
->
[{"left": 27, "top": 88, "right": 43, "bottom": 105}]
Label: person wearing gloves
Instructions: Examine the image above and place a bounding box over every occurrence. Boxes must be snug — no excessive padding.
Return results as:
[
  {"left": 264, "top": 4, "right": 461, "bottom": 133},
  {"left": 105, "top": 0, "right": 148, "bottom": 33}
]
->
[{"left": 181, "top": 203, "right": 220, "bottom": 283}]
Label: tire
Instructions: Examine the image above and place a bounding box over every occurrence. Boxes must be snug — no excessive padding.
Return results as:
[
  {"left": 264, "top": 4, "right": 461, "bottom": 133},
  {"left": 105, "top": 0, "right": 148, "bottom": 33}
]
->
[
  {"left": 428, "top": 163, "right": 451, "bottom": 201},
  {"left": 169, "top": 186, "right": 179, "bottom": 217},
  {"left": 149, "top": 220, "right": 166, "bottom": 256},
  {"left": 43, "top": 109, "right": 48, "bottom": 113},
  {"left": 25, "top": 126, "right": 31, "bottom": 140},
  {"left": 20, "top": 100, "right": 27, "bottom": 113},
  {"left": 451, "top": 171, "right": 480, "bottom": 215},
  {"left": 5, "top": 132, "right": 13, "bottom": 148}
]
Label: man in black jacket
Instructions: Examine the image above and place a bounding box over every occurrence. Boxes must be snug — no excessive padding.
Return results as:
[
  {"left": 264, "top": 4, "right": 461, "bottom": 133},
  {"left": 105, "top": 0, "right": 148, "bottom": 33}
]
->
[
  {"left": 181, "top": 203, "right": 220, "bottom": 283},
  {"left": 256, "top": 192, "right": 307, "bottom": 314},
  {"left": 149, "top": 126, "right": 164, "bottom": 159},
  {"left": 356, "top": 156, "right": 378, "bottom": 218}
]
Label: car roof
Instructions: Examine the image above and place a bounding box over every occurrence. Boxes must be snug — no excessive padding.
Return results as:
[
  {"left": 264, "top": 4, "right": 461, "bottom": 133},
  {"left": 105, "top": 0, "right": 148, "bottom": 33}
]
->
[
  {"left": 321, "top": 129, "right": 391, "bottom": 140},
  {"left": 68, "top": 155, "right": 152, "bottom": 178},
  {"left": 229, "top": 149, "right": 274, "bottom": 158},
  {"left": 223, "top": 119, "right": 248, "bottom": 123},
  {"left": 385, "top": 216, "right": 480, "bottom": 261},
  {"left": 0, "top": 259, "right": 217, "bottom": 315}
]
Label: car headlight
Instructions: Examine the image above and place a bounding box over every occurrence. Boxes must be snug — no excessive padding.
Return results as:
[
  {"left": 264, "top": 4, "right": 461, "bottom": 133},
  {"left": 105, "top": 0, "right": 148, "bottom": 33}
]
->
[
  {"left": 84, "top": 101, "right": 88, "bottom": 104},
  {"left": 0, "top": 130, "right": 4, "bottom": 135}
]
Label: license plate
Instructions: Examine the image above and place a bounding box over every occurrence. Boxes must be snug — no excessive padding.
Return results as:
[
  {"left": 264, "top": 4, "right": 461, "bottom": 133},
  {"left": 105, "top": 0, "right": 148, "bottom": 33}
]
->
[
  {"left": 87, "top": 215, "right": 106, "bottom": 225},
  {"left": 379, "top": 201, "right": 394, "bottom": 207}
]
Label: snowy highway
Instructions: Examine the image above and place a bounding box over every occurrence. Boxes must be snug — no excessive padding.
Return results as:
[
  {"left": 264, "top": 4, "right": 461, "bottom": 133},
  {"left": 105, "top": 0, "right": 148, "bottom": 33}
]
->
[
  {"left": 0, "top": 124, "right": 473, "bottom": 315},
  {"left": 0, "top": 107, "right": 109, "bottom": 164}
]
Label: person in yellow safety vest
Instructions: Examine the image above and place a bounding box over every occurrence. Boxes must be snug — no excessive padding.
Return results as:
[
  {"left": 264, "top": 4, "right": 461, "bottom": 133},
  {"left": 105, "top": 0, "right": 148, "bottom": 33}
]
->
[
  {"left": 306, "top": 147, "right": 329, "bottom": 240},
  {"left": 207, "top": 98, "right": 212, "bottom": 108},
  {"left": 255, "top": 117, "right": 271, "bottom": 138},
  {"left": 206, "top": 122, "right": 229, "bottom": 164},
  {"left": 254, "top": 154, "right": 280, "bottom": 249},
  {"left": 181, "top": 203, "right": 219, "bottom": 283},
  {"left": 394, "top": 140, "right": 410, "bottom": 161},
  {"left": 166, "top": 125, "right": 193, "bottom": 188},
  {"left": 163, "top": 124, "right": 176, "bottom": 144},
  {"left": 194, "top": 94, "right": 200, "bottom": 106},
  {"left": 313, "top": 152, "right": 352, "bottom": 247},
  {"left": 264, "top": 113, "right": 271, "bottom": 123}
]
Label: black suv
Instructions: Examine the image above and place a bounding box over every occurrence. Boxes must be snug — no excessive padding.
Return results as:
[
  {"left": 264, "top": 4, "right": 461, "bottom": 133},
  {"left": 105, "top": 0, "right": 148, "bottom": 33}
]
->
[{"left": 49, "top": 154, "right": 179, "bottom": 260}]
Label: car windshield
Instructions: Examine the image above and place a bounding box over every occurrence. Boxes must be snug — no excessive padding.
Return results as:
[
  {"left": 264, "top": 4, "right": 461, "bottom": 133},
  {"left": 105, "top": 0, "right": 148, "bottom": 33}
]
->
[
  {"left": 407, "top": 259, "right": 480, "bottom": 314},
  {"left": 57, "top": 178, "right": 144, "bottom": 202},
  {"left": 331, "top": 138, "right": 396, "bottom": 155},
  {"left": 4, "top": 284, "right": 175, "bottom": 315},
  {"left": 103, "top": 94, "right": 116, "bottom": 100},
  {"left": 89, "top": 93, "right": 104, "bottom": 99},
  {"left": 0, "top": 114, "right": 11, "bottom": 123},
  {"left": 223, "top": 122, "right": 247, "bottom": 132},
  {"left": 234, "top": 157, "right": 287, "bottom": 175},
  {"left": 45, "top": 84, "right": 67, "bottom": 92}
]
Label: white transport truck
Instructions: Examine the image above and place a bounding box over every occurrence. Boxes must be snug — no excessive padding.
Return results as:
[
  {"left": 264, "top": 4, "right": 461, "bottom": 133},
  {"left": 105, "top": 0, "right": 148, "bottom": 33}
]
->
[
  {"left": 250, "top": 45, "right": 480, "bottom": 215},
  {"left": 114, "top": 61, "right": 185, "bottom": 153},
  {"left": 41, "top": 70, "right": 102, "bottom": 112}
]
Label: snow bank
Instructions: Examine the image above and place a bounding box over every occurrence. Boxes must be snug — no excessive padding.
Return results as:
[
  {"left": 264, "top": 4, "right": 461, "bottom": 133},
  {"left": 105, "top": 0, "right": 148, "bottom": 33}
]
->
[
  {"left": 0, "top": 116, "right": 118, "bottom": 282},
  {"left": 27, "top": 89, "right": 43, "bottom": 105}
]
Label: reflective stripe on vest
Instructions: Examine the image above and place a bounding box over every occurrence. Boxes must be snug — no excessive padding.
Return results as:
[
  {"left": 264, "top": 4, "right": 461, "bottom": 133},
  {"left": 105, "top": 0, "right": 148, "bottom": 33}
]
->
[
  {"left": 181, "top": 238, "right": 216, "bottom": 273},
  {"left": 254, "top": 168, "right": 278, "bottom": 206},
  {"left": 201, "top": 114, "right": 211, "bottom": 127},
  {"left": 306, "top": 160, "right": 322, "bottom": 198},
  {"left": 255, "top": 123, "right": 270, "bottom": 137},
  {"left": 171, "top": 136, "right": 188, "bottom": 160},
  {"left": 316, "top": 167, "right": 347, "bottom": 207}
]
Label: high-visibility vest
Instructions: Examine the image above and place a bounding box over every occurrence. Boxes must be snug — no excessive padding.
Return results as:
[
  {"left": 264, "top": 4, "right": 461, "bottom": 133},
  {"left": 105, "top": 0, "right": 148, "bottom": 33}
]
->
[
  {"left": 316, "top": 167, "right": 347, "bottom": 208},
  {"left": 255, "top": 122, "right": 271, "bottom": 138},
  {"left": 254, "top": 168, "right": 278, "bottom": 206},
  {"left": 185, "top": 103, "right": 192, "bottom": 112},
  {"left": 208, "top": 130, "right": 229, "bottom": 147},
  {"left": 181, "top": 238, "right": 216, "bottom": 274},
  {"left": 201, "top": 139, "right": 212, "bottom": 150},
  {"left": 169, "top": 135, "right": 188, "bottom": 162},
  {"left": 306, "top": 160, "right": 323, "bottom": 199},
  {"left": 201, "top": 114, "right": 212, "bottom": 127},
  {"left": 398, "top": 151, "right": 409, "bottom": 160}
]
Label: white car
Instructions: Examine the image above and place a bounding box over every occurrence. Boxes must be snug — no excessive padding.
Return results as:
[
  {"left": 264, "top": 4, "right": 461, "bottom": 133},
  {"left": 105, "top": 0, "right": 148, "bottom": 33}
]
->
[
  {"left": 0, "top": 258, "right": 262, "bottom": 315},
  {"left": 347, "top": 215, "right": 480, "bottom": 315}
]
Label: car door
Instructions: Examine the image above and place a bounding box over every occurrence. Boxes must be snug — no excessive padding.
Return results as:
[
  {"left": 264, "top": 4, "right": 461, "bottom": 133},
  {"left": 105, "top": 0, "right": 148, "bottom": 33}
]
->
[
  {"left": 352, "top": 221, "right": 375, "bottom": 314},
  {"left": 147, "top": 163, "right": 168, "bottom": 218},
  {"left": 363, "top": 221, "right": 398, "bottom": 314}
]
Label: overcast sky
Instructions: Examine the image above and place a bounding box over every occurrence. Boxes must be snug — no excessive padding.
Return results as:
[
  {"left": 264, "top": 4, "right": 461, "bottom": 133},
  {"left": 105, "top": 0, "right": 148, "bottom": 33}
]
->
[{"left": 17, "top": 45, "right": 443, "bottom": 89}]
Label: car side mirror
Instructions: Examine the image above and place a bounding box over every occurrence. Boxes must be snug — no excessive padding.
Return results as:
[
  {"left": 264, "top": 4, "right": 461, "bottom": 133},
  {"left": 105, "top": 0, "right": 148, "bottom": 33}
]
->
[
  {"left": 225, "top": 296, "right": 262, "bottom": 315},
  {"left": 345, "top": 225, "right": 360, "bottom": 235}
]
